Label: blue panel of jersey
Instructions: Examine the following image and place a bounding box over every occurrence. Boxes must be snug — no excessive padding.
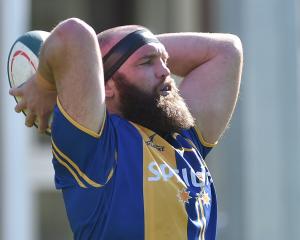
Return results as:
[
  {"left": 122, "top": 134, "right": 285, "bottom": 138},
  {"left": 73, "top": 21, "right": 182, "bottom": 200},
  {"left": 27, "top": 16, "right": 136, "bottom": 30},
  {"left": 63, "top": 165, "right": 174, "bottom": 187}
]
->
[{"left": 51, "top": 106, "right": 145, "bottom": 239}]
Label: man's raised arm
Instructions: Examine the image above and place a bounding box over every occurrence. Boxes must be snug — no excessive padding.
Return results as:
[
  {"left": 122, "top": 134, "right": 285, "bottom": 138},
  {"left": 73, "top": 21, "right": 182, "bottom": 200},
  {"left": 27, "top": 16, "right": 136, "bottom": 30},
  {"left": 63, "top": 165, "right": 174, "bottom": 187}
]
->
[
  {"left": 158, "top": 32, "right": 243, "bottom": 144},
  {"left": 10, "top": 18, "right": 106, "bottom": 134}
]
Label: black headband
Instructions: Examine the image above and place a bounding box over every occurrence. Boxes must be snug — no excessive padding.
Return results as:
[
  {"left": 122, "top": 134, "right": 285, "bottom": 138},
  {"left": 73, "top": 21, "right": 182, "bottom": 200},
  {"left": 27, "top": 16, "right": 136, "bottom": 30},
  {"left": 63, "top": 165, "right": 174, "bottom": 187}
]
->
[{"left": 102, "top": 29, "right": 160, "bottom": 81}]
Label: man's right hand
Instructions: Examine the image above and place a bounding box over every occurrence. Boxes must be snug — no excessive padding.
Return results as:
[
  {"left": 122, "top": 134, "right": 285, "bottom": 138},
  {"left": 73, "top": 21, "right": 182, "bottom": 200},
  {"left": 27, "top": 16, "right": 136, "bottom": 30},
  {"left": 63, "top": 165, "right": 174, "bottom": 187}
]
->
[{"left": 9, "top": 73, "right": 57, "bottom": 133}]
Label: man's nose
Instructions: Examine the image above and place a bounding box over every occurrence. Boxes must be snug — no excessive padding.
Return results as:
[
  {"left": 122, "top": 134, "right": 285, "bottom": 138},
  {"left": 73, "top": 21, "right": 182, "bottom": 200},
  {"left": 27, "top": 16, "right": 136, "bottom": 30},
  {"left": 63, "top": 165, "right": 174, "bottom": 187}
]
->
[{"left": 156, "top": 59, "right": 171, "bottom": 80}]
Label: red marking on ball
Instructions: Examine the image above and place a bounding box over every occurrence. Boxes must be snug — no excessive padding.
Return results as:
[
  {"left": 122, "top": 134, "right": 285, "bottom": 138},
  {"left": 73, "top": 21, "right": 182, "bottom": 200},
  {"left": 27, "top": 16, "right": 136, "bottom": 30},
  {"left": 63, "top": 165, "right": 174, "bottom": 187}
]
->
[{"left": 10, "top": 50, "right": 37, "bottom": 86}]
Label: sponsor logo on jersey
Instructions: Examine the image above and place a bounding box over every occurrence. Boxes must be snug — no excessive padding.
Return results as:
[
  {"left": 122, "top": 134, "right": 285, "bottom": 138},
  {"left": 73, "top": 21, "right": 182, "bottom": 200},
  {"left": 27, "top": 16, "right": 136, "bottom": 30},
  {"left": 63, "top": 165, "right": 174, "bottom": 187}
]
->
[
  {"left": 147, "top": 161, "right": 211, "bottom": 188},
  {"left": 145, "top": 134, "right": 165, "bottom": 152}
]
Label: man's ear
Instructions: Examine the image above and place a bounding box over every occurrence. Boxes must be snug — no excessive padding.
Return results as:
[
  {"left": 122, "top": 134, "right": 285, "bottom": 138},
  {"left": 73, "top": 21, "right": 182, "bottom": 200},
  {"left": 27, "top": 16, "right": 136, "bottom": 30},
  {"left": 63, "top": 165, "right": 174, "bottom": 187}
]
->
[{"left": 105, "top": 79, "right": 116, "bottom": 98}]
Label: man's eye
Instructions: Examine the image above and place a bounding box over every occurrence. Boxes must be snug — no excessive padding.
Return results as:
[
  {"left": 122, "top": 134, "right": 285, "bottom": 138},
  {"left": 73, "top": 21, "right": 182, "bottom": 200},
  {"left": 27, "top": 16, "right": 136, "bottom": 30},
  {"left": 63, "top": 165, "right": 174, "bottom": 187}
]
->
[{"left": 140, "top": 59, "right": 153, "bottom": 65}]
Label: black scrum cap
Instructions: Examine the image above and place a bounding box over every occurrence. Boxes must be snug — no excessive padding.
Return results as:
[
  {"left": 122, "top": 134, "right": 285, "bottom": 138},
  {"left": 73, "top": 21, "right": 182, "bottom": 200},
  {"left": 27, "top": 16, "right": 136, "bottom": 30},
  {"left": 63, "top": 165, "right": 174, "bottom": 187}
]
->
[{"left": 102, "top": 29, "right": 160, "bottom": 82}]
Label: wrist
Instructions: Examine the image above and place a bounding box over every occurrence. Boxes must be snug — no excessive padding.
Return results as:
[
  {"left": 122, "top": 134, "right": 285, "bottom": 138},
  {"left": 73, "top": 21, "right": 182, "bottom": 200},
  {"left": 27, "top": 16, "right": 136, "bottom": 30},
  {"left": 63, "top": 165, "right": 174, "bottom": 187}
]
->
[{"left": 36, "top": 73, "right": 56, "bottom": 91}]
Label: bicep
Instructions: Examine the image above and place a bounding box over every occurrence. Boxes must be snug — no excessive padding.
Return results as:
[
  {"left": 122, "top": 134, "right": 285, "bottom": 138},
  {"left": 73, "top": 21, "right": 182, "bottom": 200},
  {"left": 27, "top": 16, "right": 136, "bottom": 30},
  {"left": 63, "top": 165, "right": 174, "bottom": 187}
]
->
[
  {"left": 56, "top": 40, "right": 106, "bottom": 135},
  {"left": 57, "top": 61, "right": 105, "bottom": 136}
]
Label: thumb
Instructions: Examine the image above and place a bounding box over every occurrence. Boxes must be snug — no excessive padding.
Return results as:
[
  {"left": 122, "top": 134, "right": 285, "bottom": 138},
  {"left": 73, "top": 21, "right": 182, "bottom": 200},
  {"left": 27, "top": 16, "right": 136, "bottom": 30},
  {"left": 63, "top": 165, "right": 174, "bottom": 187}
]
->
[{"left": 9, "top": 87, "right": 23, "bottom": 97}]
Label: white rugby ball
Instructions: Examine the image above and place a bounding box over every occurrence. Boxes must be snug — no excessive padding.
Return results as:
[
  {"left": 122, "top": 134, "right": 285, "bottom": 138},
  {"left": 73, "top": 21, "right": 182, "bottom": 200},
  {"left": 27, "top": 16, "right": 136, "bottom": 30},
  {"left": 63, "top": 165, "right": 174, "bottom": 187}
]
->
[{"left": 7, "top": 30, "right": 52, "bottom": 134}]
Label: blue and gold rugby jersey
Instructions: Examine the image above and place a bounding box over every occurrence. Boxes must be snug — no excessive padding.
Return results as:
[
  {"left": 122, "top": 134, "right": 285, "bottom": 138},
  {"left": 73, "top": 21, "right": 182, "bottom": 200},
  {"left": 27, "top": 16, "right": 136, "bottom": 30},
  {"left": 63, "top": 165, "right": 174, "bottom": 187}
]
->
[{"left": 51, "top": 100, "right": 217, "bottom": 240}]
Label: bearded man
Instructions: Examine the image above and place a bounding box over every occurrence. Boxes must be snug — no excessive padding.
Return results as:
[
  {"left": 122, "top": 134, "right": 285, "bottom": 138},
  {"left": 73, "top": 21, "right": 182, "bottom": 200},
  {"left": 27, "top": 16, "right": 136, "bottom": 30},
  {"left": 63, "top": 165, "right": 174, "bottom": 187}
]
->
[{"left": 10, "top": 18, "right": 243, "bottom": 240}]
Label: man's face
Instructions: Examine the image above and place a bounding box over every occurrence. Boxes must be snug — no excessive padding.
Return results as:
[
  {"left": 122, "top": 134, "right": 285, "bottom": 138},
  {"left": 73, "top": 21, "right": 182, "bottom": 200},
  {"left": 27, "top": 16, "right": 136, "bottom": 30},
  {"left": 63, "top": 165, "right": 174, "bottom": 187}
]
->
[
  {"left": 112, "top": 42, "right": 195, "bottom": 136},
  {"left": 116, "top": 42, "right": 171, "bottom": 93}
]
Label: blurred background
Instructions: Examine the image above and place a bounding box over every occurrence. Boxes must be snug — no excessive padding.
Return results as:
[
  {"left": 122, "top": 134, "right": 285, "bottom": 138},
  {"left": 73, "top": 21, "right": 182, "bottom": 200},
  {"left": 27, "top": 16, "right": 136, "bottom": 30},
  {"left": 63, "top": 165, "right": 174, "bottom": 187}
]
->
[{"left": 1, "top": 0, "right": 300, "bottom": 239}]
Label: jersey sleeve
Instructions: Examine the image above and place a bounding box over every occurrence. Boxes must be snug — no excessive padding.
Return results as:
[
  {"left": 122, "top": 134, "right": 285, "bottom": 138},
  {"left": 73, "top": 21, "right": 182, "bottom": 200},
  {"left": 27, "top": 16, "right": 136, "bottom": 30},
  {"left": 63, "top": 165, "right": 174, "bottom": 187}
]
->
[
  {"left": 181, "top": 127, "right": 217, "bottom": 159},
  {"left": 50, "top": 99, "right": 116, "bottom": 189}
]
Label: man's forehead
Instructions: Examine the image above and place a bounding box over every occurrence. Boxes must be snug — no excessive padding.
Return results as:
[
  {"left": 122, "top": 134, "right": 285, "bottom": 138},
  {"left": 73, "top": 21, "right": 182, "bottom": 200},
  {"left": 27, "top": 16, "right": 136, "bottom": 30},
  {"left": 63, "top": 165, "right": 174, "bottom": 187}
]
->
[
  {"left": 132, "top": 42, "right": 168, "bottom": 59},
  {"left": 102, "top": 28, "right": 165, "bottom": 81}
]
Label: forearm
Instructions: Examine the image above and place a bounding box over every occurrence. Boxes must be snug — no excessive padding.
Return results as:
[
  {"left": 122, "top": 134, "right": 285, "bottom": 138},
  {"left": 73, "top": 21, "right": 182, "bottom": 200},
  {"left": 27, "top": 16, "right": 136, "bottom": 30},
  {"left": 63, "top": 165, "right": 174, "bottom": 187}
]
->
[
  {"left": 37, "top": 40, "right": 56, "bottom": 90},
  {"left": 37, "top": 23, "right": 68, "bottom": 91},
  {"left": 157, "top": 32, "right": 242, "bottom": 77}
]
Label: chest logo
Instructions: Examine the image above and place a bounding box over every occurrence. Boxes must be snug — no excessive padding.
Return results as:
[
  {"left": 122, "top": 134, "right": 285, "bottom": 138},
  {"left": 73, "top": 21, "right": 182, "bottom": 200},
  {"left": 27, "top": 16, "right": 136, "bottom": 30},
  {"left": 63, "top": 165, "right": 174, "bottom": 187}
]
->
[
  {"left": 147, "top": 161, "right": 211, "bottom": 188},
  {"left": 145, "top": 134, "right": 165, "bottom": 152}
]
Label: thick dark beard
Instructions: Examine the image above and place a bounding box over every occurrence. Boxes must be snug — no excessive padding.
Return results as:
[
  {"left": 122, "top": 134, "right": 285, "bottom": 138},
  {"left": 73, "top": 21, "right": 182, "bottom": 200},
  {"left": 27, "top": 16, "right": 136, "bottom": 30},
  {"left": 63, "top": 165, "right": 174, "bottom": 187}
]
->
[{"left": 113, "top": 72, "right": 195, "bottom": 136}]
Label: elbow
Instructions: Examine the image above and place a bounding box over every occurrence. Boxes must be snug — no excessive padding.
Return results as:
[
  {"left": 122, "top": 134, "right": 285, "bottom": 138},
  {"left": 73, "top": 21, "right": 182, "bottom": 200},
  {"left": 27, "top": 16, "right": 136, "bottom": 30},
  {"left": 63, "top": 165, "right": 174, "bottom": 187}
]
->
[
  {"left": 55, "top": 18, "right": 96, "bottom": 44},
  {"left": 48, "top": 18, "right": 97, "bottom": 54},
  {"left": 221, "top": 34, "right": 243, "bottom": 64},
  {"left": 42, "top": 18, "right": 98, "bottom": 66}
]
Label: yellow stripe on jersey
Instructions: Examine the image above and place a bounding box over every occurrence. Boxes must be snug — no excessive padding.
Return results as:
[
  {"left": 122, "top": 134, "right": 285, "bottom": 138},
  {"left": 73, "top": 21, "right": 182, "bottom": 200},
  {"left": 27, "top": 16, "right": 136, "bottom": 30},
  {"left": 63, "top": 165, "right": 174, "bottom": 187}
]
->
[
  {"left": 134, "top": 125, "right": 188, "bottom": 240},
  {"left": 52, "top": 139, "right": 114, "bottom": 188},
  {"left": 52, "top": 150, "right": 87, "bottom": 188},
  {"left": 193, "top": 127, "right": 218, "bottom": 148},
  {"left": 57, "top": 97, "right": 106, "bottom": 138},
  {"left": 199, "top": 200, "right": 206, "bottom": 240}
]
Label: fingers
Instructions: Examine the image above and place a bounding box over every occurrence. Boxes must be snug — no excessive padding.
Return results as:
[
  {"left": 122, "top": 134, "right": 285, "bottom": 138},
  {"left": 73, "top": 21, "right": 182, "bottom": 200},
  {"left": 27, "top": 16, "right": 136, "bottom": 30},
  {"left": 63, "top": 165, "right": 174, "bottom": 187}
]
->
[
  {"left": 21, "top": 110, "right": 49, "bottom": 134},
  {"left": 38, "top": 114, "right": 50, "bottom": 133},
  {"left": 25, "top": 112, "right": 36, "bottom": 127},
  {"left": 15, "top": 100, "right": 26, "bottom": 113}
]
